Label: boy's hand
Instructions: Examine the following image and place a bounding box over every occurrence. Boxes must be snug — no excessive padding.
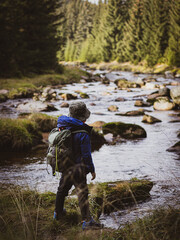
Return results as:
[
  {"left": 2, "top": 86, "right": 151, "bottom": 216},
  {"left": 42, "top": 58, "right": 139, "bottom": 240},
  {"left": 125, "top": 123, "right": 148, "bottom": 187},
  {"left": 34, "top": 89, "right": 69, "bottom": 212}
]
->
[{"left": 91, "top": 172, "right": 96, "bottom": 180}]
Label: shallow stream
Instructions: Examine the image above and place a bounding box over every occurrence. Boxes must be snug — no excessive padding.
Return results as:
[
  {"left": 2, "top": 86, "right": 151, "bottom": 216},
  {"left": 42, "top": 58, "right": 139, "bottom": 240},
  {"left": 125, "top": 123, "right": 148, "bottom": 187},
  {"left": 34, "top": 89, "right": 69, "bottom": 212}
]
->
[{"left": 0, "top": 70, "right": 180, "bottom": 228}]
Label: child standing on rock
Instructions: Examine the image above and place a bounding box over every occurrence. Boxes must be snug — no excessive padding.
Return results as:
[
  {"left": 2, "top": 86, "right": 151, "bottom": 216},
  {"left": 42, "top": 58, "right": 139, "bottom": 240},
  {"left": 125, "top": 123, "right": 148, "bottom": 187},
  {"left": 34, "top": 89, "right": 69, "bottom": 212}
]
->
[{"left": 54, "top": 101, "right": 103, "bottom": 230}]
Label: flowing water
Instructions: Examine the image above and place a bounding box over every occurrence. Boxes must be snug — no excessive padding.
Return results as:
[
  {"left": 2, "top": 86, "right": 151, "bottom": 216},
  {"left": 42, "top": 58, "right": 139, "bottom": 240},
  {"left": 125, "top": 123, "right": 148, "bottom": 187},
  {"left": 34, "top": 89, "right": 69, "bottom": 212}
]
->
[{"left": 0, "top": 70, "right": 180, "bottom": 228}]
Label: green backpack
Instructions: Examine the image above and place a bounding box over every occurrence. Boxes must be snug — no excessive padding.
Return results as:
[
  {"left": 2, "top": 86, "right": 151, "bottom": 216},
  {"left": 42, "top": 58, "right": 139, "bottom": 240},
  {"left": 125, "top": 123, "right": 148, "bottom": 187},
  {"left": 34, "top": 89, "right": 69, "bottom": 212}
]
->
[{"left": 46, "top": 128, "right": 87, "bottom": 175}]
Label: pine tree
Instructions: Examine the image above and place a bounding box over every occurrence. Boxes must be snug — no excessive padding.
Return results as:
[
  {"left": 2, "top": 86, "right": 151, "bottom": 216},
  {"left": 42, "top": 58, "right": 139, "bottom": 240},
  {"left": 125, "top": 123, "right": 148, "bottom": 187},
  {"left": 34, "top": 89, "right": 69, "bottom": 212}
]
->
[
  {"left": 166, "top": 0, "right": 180, "bottom": 66},
  {"left": 121, "top": 0, "right": 144, "bottom": 63},
  {"left": 0, "top": 0, "right": 63, "bottom": 77},
  {"left": 103, "top": 0, "right": 128, "bottom": 61},
  {"left": 83, "top": 0, "right": 107, "bottom": 62},
  {"left": 141, "top": 0, "right": 162, "bottom": 66},
  {"left": 74, "top": 1, "right": 96, "bottom": 59}
]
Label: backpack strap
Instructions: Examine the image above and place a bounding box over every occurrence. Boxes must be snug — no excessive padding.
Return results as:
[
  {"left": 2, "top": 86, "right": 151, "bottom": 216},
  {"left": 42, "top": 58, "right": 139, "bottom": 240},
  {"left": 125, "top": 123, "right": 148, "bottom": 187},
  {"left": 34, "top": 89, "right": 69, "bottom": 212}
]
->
[{"left": 71, "top": 130, "right": 88, "bottom": 134}]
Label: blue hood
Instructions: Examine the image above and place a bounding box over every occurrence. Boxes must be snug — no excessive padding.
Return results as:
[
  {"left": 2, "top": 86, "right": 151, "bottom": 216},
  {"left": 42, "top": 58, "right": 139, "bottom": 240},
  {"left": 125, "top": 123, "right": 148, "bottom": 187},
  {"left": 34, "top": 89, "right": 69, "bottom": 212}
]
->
[{"left": 57, "top": 115, "right": 92, "bottom": 133}]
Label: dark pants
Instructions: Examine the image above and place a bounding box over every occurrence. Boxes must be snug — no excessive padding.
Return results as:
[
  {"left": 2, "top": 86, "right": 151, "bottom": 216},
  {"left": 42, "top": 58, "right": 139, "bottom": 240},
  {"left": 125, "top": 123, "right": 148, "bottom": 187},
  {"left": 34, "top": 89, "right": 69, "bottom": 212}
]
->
[{"left": 55, "top": 165, "right": 91, "bottom": 221}]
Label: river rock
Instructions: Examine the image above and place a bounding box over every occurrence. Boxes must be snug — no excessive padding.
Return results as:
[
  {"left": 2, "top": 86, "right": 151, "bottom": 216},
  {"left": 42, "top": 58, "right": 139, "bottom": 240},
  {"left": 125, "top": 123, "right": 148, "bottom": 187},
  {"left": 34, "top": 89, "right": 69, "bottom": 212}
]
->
[
  {"left": 170, "top": 86, "right": 180, "bottom": 105},
  {"left": 108, "top": 105, "right": 118, "bottom": 112},
  {"left": 167, "top": 141, "right": 180, "bottom": 154},
  {"left": 115, "top": 97, "right": 125, "bottom": 102},
  {"left": 116, "top": 109, "right": 145, "bottom": 116},
  {"left": 165, "top": 71, "right": 174, "bottom": 79},
  {"left": 90, "top": 121, "right": 106, "bottom": 129},
  {"left": 153, "top": 97, "right": 175, "bottom": 111},
  {"left": 0, "top": 90, "right": 8, "bottom": 102},
  {"left": 142, "top": 77, "right": 157, "bottom": 83},
  {"left": 89, "top": 179, "right": 153, "bottom": 217},
  {"left": 102, "top": 122, "right": 147, "bottom": 139},
  {"left": 81, "top": 75, "right": 91, "bottom": 82},
  {"left": 134, "top": 77, "right": 145, "bottom": 86},
  {"left": 61, "top": 93, "right": 77, "bottom": 100},
  {"left": 60, "top": 102, "right": 69, "bottom": 108},
  {"left": 41, "top": 87, "right": 57, "bottom": 101},
  {"left": 171, "top": 81, "right": 180, "bottom": 86},
  {"left": 101, "top": 77, "right": 110, "bottom": 85},
  {"left": 80, "top": 79, "right": 86, "bottom": 83},
  {"left": 91, "top": 129, "right": 106, "bottom": 152},
  {"left": 175, "top": 73, "right": 180, "bottom": 78},
  {"left": 142, "top": 82, "right": 159, "bottom": 90},
  {"left": 147, "top": 87, "right": 171, "bottom": 103},
  {"left": 17, "top": 101, "right": 58, "bottom": 113},
  {"left": 115, "top": 78, "right": 140, "bottom": 89},
  {"left": 142, "top": 114, "right": 162, "bottom": 124},
  {"left": 134, "top": 100, "right": 152, "bottom": 107},
  {"left": 80, "top": 92, "right": 89, "bottom": 99}
]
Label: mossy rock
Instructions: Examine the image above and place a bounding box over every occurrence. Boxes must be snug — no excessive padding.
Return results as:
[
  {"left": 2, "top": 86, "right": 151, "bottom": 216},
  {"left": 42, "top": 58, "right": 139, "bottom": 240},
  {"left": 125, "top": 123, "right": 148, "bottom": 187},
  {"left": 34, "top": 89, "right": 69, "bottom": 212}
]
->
[
  {"left": 27, "top": 113, "right": 58, "bottom": 132},
  {"left": 0, "top": 94, "right": 8, "bottom": 102},
  {"left": 115, "top": 79, "right": 140, "bottom": 89},
  {"left": 91, "top": 129, "right": 106, "bottom": 152},
  {"left": 0, "top": 118, "right": 42, "bottom": 152},
  {"left": 89, "top": 179, "right": 153, "bottom": 217},
  {"left": 8, "top": 87, "right": 37, "bottom": 99},
  {"left": 80, "top": 92, "right": 89, "bottom": 99},
  {"left": 102, "top": 122, "right": 147, "bottom": 139}
]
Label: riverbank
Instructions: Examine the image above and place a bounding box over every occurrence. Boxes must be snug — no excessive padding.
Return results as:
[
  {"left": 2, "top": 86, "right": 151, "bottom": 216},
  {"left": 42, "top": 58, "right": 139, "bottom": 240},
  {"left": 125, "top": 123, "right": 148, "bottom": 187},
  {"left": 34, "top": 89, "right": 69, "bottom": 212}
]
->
[
  {"left": 0, "top": 185, "right": 179, "bottom": 240},
  {"left": 0, "top": 66, "right": 90, "bottom": 102},
  {"left": 62, "top": 61, "right": 180, "bottom": 76}
]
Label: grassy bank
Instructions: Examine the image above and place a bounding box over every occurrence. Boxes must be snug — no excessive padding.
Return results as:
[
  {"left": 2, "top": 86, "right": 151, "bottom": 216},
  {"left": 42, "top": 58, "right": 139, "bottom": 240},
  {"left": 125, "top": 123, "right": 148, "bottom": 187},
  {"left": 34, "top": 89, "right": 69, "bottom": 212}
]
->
[
  {"left": 0, "top": 185, "right": 179, "bottom": 240},
  {"left": 0, "top": 66, "right": 89, "bottom": 91},
  {"left": 0, "top": 118, "right": 42, "bottom": 152},
  {"left": 84, "top": 61, "right": 180, "bottom": 75}
]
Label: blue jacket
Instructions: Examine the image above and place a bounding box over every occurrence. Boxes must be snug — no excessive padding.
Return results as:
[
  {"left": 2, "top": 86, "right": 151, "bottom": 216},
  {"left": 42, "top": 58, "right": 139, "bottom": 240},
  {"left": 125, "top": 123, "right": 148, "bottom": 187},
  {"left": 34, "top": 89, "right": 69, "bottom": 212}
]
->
[{"left": 57, "top": 115, "right": 95, "bottom": 174}]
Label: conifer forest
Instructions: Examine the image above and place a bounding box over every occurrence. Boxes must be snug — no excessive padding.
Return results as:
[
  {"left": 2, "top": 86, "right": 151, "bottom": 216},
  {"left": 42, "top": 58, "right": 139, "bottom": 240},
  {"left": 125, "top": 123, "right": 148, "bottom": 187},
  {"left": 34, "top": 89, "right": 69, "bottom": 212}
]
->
[{"left": 0, "top": 0, "right": 180, "bottom": 77}]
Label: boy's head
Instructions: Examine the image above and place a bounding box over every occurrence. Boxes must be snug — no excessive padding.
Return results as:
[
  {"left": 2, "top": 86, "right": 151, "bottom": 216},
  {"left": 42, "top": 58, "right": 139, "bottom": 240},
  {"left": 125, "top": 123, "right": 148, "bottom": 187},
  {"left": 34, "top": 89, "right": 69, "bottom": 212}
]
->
[{"left": 69, "top": 101, "right": 90, "bottom": 122}]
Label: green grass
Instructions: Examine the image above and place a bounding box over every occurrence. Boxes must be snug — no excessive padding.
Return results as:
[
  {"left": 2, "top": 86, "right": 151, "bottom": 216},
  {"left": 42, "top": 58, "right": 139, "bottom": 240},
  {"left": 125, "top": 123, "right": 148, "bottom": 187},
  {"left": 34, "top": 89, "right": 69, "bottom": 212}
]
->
[
  {"left": 0, "top": 185, "right": 179, "bottom": 240},
  {"left": 0, "top": 66, "right": 89, "bottom": 90},
  {"left": 113, "top": 207, "right": 180, "bottom": 240},
  {"left": 0, "top": 118, "right": 42, "bottom": 152}
]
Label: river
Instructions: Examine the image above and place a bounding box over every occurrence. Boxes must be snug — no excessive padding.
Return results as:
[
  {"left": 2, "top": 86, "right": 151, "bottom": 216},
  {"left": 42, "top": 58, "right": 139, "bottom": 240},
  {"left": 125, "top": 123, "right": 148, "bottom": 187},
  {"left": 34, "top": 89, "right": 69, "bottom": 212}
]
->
[{"left": 0, "top": 70, "right": 179, "bottom": 228}]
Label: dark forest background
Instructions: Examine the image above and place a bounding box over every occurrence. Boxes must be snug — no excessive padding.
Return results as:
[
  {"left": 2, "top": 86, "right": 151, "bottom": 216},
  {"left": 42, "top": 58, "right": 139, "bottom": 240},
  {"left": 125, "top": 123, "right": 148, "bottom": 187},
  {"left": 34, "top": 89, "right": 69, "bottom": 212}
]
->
[{"left": 0, "top": 0, "right": 179, "bottom": 77}]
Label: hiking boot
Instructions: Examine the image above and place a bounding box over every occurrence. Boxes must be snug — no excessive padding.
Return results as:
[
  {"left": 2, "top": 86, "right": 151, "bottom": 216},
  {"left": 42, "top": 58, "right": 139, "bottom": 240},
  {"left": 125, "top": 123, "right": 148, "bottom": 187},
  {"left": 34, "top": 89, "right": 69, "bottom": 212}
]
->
[
  {"left": 82, "top": 218, "right": 104, "bottom": 230},
  {"left": 53, "top": 209, "right": 66, "bottom": 220}
]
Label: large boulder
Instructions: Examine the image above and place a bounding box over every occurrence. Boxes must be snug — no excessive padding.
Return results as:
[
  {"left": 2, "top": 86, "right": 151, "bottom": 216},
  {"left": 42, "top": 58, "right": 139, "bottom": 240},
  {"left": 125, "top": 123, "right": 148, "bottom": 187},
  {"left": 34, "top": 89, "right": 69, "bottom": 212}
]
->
[
  {"left": 89, "top": 179, "right": 153, "bottom": 217},
  {"left": 142, "top": 114, "right": 162, "bottom": 124},
  {"left": 91, "top": 129, "right": 106, "bottom": 152},
  {"left": 27, "top": 113, "right": 57, "bottom": 132},
  {"left": 153, "top": 97, "right": 175, "bottom": 111},
  {"left": 0, "top": 118, "right": 42, "bottom": 152},
  {"left": 102, "top": 122, "right": 147, "bottom": 139},
  {"left": 170, "top": 86, "right": 180, "bottom": 105}
]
